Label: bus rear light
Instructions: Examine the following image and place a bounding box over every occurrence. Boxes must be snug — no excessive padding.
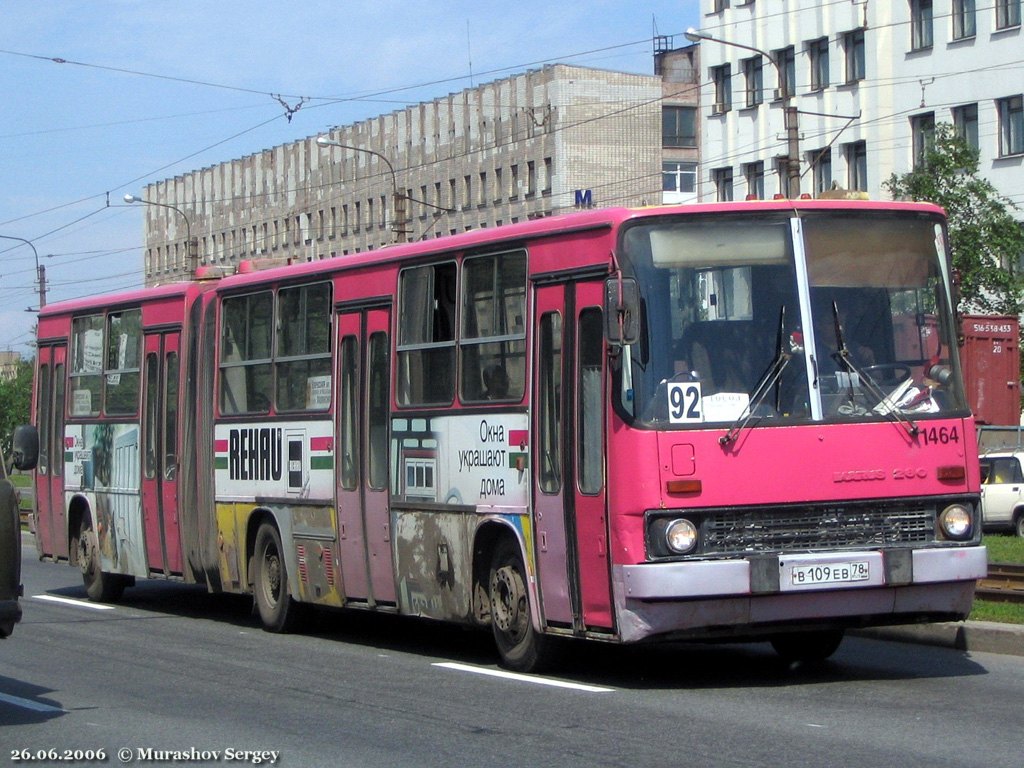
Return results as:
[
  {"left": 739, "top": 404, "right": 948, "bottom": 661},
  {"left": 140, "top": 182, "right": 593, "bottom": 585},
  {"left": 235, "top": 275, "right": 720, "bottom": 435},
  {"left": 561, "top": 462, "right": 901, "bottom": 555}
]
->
[
  {"left": 666, "top": 479, "right": 702, "bottom": 495},
  {"left": 938, "top": 504, "right": 973, "bottom": 541},
  {"left": 665, "top": 519, "right": 699, "bottom": 555},
  {"left": 937, "top": 465, "right": 966, "bottom": 481}
]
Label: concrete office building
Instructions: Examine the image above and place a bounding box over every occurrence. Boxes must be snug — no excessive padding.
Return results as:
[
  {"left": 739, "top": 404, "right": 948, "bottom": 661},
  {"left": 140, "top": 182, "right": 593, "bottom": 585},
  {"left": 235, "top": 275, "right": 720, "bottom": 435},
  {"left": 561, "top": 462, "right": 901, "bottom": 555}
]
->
[
  {"left": 138, "top": 64, "right": 668, "bottom": 284},
  {"left": 692, "top": 0, "right": 1022, "bottom": 214}
]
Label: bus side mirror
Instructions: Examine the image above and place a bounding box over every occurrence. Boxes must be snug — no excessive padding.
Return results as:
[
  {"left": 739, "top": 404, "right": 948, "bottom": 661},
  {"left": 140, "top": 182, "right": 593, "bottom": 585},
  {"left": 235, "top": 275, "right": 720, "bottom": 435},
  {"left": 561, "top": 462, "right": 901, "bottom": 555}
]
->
[
  {"left": 605, "top": 276, "right": 640, "bottom": 346},
  {"left": 12, "top": 425, "right": 39, "bottom": 472}
]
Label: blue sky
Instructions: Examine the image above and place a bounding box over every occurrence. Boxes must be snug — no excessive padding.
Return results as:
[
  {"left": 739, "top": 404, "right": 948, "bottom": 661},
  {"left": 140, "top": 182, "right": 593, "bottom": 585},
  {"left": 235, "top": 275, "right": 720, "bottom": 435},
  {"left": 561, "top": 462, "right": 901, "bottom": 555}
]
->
[{"left": 0, "top": 0, "right": 700, "bottom": 355}]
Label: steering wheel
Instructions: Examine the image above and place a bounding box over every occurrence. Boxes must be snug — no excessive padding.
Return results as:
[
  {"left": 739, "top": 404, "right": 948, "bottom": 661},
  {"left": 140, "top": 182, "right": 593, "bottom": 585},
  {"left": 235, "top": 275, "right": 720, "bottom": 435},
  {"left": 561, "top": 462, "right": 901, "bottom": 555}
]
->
[{"left": 861, "top": 363, "right": 912, "bottom": 386}]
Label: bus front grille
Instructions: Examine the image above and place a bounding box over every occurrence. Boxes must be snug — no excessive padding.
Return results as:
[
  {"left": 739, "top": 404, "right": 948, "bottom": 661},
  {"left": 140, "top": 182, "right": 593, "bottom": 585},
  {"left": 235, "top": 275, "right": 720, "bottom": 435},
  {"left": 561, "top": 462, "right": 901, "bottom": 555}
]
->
[{"left": 700, "top": 503, "right": 936, "bottom": 554}]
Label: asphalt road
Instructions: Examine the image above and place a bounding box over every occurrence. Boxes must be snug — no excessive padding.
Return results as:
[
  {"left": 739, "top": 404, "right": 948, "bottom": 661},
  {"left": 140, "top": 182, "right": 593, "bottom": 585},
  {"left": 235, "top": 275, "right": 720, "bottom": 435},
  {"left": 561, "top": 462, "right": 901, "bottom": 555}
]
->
[{"left": 4, "top": 535, "right": 1023, "bottom": 768}]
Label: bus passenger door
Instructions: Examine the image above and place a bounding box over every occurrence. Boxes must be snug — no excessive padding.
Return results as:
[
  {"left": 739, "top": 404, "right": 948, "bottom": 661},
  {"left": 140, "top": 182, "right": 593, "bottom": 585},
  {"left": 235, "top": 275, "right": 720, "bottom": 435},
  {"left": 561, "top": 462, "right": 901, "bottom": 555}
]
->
[
  {"left": 141, "top": 332, "right": 183, "bottom": 576},
  {"left": 572, "top": 285, "right": 612, "bottom": 631},
  {"left": 336, "top": 308, "right": 397, "bottom": 606},
  {"left": 34, "top": 343, "right": 69, "bottom": 559},
  {"left": 532, "top": 282, "right": 612, "bottom": 633}
]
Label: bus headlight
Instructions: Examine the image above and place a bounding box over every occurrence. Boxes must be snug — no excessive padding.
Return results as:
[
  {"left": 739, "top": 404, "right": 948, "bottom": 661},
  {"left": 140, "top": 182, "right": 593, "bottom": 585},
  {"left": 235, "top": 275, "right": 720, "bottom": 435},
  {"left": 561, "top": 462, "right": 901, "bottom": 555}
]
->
[
  {"left": 939, "top": 504, "right": 973, "bottom": 541},
  {"left": 665, "top": 518, "right": 699, "bottom": 555}
]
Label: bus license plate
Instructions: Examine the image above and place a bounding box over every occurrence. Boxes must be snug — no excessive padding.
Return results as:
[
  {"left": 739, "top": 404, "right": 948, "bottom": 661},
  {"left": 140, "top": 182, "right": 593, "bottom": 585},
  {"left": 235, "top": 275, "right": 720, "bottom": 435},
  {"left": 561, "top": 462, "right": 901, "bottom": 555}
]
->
[{"left": 789, "top": 561, "right": 870, "bottom": 588}]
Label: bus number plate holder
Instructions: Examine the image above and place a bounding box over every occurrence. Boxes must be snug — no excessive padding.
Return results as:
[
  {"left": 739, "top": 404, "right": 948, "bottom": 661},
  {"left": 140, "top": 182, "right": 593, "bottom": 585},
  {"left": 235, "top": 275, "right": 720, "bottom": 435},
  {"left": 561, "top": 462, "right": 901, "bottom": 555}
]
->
[{"left": 779, "top": 552, "right": 884, "bottom": 592}]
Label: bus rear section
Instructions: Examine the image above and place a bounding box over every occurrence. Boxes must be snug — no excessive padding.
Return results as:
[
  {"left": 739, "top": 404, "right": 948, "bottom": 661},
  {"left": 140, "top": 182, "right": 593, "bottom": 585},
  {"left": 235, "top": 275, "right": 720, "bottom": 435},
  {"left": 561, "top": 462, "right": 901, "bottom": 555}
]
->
[{"left": 600, "top": 202, "right": 985, "bottom": 660}]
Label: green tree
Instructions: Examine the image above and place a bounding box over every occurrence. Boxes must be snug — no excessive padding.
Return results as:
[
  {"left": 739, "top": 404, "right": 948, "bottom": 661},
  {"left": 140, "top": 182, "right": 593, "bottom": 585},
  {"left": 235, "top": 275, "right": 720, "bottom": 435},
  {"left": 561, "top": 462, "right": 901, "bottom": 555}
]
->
[
  {"left": 0, "top": 358, "right": 33, "bottom": 464},
  {"left": 884, "top": 123, "right": 1024, "bottom": 315}
]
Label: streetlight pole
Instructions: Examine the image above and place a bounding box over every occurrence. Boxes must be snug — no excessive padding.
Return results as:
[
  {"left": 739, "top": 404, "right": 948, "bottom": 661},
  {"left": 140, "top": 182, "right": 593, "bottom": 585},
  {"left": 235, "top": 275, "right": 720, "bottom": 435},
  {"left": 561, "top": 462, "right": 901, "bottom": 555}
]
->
[
  {"left": 315, "top": 135, "right": 409, "bottom": 243},
  {"left": 0, "top": 234, "right": 46, "bottom": 308},
  {"left": 685, "top": 27, "right": 801, "bottom": 199},
  {"left": 123, "top": 193, "right": 198, "bottom": 277}
]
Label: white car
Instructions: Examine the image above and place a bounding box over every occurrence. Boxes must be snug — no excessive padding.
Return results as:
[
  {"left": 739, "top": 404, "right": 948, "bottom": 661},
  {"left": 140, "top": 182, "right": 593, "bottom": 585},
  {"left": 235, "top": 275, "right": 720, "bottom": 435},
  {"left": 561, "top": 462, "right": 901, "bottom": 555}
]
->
[{"left": 979, "top": 452, "right": 1024, "bottom": 537}]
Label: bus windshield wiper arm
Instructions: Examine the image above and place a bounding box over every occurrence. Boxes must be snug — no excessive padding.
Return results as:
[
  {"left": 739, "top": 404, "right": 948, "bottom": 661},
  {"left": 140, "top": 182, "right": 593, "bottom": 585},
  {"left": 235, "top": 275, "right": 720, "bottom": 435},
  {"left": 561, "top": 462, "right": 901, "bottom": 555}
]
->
[
  {"left": 829, "top": 301, "right": 919, "bottom": 438},
  {"left": 721, "top": 306, "right": 791, "bottom": 446}
]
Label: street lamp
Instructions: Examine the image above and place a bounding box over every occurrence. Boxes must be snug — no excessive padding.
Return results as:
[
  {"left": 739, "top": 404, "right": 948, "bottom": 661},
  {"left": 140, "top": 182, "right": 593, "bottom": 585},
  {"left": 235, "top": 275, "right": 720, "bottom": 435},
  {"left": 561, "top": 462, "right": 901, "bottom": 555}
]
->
[
  {"left": 685, "top": 27, "right": 801, "bottom": 198},
  {"left": 315, "top": 135, "right": 409, "bottom": 243},
  {"left": 123, "top": 193, "right": 198, "bottom": 276},
  {"left": 0, "top": 234, "right": 46, "bottom": 308}
]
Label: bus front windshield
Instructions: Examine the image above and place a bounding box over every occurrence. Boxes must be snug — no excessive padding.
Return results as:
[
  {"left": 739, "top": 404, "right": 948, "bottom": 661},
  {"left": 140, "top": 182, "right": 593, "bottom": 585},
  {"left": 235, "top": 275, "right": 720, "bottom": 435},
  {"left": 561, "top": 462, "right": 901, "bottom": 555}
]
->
[{"left": 618, "top": 211, "right": 967, "bottom": 429}]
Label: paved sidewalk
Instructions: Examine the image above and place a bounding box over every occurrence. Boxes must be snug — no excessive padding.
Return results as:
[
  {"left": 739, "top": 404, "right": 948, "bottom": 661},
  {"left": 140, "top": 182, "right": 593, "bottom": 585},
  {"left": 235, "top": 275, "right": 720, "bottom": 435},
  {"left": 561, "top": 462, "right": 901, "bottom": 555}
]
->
[{"left": 857, "top": 621, "right": 1024, "bottom": 657}]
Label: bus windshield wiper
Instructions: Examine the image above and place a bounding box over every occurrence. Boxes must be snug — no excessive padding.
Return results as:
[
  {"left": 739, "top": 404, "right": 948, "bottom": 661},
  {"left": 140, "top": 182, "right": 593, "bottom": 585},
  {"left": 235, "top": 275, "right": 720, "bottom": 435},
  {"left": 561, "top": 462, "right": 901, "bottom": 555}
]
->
[
  {"left": 721, "top": 306, "right": 791, "bottom": 446},
  {"left": 829, "top": 301, "right": 919, "bottom": 438}
]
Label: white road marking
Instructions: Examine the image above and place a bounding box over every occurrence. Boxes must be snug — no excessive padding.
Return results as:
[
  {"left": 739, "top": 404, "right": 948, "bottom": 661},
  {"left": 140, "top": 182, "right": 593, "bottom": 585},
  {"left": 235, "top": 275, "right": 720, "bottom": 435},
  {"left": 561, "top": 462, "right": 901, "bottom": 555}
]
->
[
  {"left": 433, "top": 662, "right": 614, "bottom": 692},
  {"left": 0, "top": 692, "right": 65, "bottom": 713},
  {"left": 33, "top": 594, "right": 115, "bottom": 610}
]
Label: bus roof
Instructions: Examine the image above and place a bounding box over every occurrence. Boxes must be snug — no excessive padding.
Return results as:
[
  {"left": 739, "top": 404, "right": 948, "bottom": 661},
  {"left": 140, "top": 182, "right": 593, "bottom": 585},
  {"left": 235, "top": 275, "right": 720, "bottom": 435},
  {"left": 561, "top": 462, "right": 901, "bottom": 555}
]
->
[{"left": 39, "top": 198, "right": 946, "bottom": 313}]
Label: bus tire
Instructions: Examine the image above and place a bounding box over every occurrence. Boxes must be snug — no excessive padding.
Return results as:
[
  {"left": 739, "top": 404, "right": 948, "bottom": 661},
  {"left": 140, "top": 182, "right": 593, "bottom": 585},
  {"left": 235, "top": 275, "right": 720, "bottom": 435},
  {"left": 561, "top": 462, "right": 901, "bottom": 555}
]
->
[
  {"left": 75, "top": 516, "right": 126, "bottom": 603},
  {"left": 770, "top": 629, "right": 845, "bottom": 663},
  {"left": 253, "top": 522, "right": 301, "bottom": 633},
  {"left": 489, "top": 538, "right": 549, "bottom": 672}
]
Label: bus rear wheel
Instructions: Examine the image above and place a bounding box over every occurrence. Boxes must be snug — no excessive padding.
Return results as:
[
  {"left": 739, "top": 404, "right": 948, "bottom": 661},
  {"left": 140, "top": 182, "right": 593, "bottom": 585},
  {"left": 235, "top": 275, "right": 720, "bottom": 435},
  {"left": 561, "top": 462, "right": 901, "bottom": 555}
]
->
[
  {"left": 489, "top": 539, "right": 549, "bottom": 672},
  {"left": 770, "top": 629, "right": 845, "bottom": 663},
  {"left": 75, "top": 516, "right": 126, "bottom": 603},
  {"left": 253, "top": 523, "right": 302, "bottom": 633}
]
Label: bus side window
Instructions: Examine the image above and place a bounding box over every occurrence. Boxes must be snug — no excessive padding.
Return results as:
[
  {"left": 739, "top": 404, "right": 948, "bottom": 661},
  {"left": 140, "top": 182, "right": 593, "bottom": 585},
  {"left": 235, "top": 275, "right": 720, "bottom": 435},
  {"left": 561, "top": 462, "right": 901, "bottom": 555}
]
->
[
  {"left": 397, "top": 262, "right": 456, "bottom": 406},
  {"left": 538, "top": 312, "right": 562, "bottom": 494},
  {"left": 37, "top": 363, "right": 50, "bottom": 476},
  {"left": 219, "top": 291, "right": 273, "bottom": 415},
  {"left": 578, "top": 308, "right": 604, "bottom": 494},
  {"left": 460, "top": 250, "right": 527, "bottom": 403},
  {"left": 339, "top": 336, "right": 359, "bottom": 491},
  {"left": 104, "top": 309, "right": 142, "bottom": 415}
]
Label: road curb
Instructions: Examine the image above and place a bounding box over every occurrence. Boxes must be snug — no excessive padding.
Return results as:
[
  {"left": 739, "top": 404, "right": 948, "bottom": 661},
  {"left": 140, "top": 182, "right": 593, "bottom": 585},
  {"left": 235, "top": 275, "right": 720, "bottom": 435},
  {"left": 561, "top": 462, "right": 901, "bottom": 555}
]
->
[{"left": 855, "top": 621, "right": 1024, "bottom": 657}]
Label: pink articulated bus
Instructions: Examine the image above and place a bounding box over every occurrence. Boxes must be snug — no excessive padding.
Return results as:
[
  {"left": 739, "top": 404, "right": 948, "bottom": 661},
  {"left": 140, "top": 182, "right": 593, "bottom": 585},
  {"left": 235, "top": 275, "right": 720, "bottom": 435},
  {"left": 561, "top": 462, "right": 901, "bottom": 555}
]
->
[{"left": 15, "top": 199, "right": 987, "bottom": 671}]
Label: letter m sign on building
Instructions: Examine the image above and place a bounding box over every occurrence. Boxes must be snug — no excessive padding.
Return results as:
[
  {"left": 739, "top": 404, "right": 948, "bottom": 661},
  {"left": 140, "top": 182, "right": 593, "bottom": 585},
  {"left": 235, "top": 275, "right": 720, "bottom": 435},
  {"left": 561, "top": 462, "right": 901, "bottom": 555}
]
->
[{"left": 574, "top": 189, "right": 593, "bottom": 209}]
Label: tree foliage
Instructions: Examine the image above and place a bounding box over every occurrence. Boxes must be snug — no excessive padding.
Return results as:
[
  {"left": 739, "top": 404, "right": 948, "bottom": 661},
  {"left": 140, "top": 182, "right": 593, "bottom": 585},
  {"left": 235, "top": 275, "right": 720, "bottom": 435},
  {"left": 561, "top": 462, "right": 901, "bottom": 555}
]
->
[
  {"left": 0, "top": 358, "right": 33, "bottom": 464},
  {"left": 884, "top": 123, "right": 1024, "bottom": 315}
]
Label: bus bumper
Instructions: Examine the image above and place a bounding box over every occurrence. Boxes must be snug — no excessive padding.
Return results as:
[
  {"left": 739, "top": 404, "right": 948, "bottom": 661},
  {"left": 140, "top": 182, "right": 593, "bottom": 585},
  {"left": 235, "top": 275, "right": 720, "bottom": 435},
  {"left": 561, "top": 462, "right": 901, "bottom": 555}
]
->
[{"left": 612, "top": 545, "right": 987, "bottom": 644}]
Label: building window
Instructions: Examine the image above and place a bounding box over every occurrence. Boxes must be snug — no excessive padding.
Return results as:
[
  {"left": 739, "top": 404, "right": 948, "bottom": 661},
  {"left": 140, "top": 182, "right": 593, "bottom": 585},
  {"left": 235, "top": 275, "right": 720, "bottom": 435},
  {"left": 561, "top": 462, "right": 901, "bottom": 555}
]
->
[
  {"left": 996, "top": 0, "right": 1021, "bottom": 29},
  {"left": 911, "top": 0, "right": 934, "bottom": 50},
  {"left": 711, "top": 64, "right": 732, "bottom": 113},
  {"left": 843, "top": 29, "right": 865, "bottom": 83},
  {"left": 662, "top": 106, "right": 697, "bottom": 147},
  {"left": 772, "top": 46, "right": 796, "bottom": 99},
  {"left": 527, "top": 161, "right": 537, "bottom": 196},
  {"left": 662, "top": 162, "right": 697, "bottom": 194},
  {"left": 911, "top": 112, "right": 936, "bottom": 168},
  {"left": 844, "top": 141, "right": 868, "bottom": 191},
  {"left": 713, "top": 0, "right": 729, "bottom": 11},
  {"left": 712, "top": 167, "right": 734, "bottom": 201},
  {"left": 952, "top": 103, "right": 979, "bottom": 150},
  {"left": 808, "top": 37, "right": 829, "bottom": 92},
  {"left": 997, "top": 95, "right": 1024, "bottom": 156},
  {"left": 809, "top": 147, "right": 833, "bottom": 195},
  {"left": 742, "top": 56, "right": 764, "bottom": 108},
  {"left": 952, "top": 0, "right": 976, "bottom": 39},
  {"left": 543, "top": 157, "right": 553, "bottom": 194},
  {"left": 743, "top": 161, "right": 765, "bottom": 199}
]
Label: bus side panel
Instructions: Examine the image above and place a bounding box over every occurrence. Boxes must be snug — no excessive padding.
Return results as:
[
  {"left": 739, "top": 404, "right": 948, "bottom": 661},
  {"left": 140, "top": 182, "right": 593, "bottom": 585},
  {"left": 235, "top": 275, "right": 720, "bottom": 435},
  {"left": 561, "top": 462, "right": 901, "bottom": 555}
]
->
[
  {"left": 64, "top": 423, "right": 148, "bottom": 578},
  {"left": 393, "top": 509, "right": 474, "bottom": 620}
]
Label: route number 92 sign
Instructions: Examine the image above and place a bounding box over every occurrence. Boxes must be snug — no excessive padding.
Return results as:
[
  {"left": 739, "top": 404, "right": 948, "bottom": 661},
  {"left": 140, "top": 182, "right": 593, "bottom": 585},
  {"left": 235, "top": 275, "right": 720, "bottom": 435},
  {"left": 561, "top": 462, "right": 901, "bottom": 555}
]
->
[{"left": 667, "top": 381, "right": 703, "bottom": 423}]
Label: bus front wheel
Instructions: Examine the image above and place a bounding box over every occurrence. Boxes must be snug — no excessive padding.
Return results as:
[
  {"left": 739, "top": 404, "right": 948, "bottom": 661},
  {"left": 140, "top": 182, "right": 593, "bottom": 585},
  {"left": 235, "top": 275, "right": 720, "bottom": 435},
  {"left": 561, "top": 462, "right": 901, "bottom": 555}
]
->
[
  {"left": 489, "top": 539, "right": 549, "bottom": 672},
  {"left": 253, "top": 523, "right": 301, "bottom": 633},
  {"left": 75, "top": 516, "right": 126, "bottom": 603}
]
